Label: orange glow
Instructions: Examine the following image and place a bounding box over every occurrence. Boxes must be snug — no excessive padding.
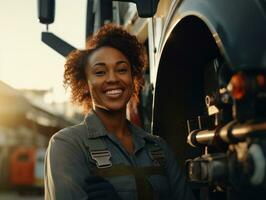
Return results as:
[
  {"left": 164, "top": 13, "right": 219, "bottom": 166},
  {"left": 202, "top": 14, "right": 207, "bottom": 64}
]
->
[
  {"left": 257, "top": 74, "right": 265, "bottom": 87},
  {"left": 230, "top": 73, "right": 246, "bottom": 100}
]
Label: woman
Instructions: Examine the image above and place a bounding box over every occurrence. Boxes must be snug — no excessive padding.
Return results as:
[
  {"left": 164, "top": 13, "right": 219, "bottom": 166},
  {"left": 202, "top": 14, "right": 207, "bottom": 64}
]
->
[{"left": 44, "top": 24, "right": 195, "bottom": 200}]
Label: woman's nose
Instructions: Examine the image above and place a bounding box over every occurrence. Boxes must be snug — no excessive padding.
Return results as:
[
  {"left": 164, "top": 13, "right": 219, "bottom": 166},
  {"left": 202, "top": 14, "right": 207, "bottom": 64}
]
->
[{"left": 106, "top": 71, "right": 118, "bottom": 83}]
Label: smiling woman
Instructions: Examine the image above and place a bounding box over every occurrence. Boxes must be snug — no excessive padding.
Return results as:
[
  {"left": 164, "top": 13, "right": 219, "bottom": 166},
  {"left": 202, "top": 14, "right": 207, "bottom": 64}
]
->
[
  {"left": 44, "top": 24, "right": 195, "bottom": 200},
  {"left": 63, "top": 24, "right": 145, "bottom": 112}
]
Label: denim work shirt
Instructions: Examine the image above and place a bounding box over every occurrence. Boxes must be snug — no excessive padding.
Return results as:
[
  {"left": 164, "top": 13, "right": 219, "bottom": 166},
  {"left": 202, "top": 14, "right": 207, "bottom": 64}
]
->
[{"left": 44, "top": 110, "right": 195, "bottom": 200}]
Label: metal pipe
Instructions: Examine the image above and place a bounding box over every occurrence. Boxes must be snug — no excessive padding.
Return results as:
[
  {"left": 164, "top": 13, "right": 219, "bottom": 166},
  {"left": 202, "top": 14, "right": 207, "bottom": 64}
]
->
[{"left": 187, "top": 121, "right": 266, "bottom": 147}]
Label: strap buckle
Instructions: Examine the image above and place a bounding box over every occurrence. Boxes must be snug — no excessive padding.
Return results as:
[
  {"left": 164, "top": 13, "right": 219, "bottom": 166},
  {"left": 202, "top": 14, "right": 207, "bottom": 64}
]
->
[
  {"left": 152, "top": 155, "right": 165, "bottom": 167},
  {"left": 90, "top": 150, "right": 112, "bottom": 169},
  {"left": 150, "top": 149, "right": 166, "bottom": 167}
]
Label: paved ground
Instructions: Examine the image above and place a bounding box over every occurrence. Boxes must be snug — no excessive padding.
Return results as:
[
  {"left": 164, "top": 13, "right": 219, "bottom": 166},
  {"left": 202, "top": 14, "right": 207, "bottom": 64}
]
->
[{"left": 0, "top": 192, "right": 43, "bottom": 200}]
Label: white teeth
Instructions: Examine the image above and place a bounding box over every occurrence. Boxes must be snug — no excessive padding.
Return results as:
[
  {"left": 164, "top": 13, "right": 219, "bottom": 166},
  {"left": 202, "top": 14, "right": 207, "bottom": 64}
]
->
[{"left": 106, "top": 89, "right": 122, "bottom": 95}]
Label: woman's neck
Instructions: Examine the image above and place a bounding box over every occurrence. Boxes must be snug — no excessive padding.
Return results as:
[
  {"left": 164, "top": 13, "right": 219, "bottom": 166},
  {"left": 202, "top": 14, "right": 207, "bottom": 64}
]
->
[
  {"left": 93, "top": 107, "right": 129, "bottom": 138},
  {"left": 93, "top": 106, "right": 134, "bottom": 154}
]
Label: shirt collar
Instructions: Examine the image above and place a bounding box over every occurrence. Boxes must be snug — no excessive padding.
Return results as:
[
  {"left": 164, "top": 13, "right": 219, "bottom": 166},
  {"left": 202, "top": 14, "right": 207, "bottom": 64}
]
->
[
  {"left": 83, "top": 109, "right": 109, "bottom": 138},
  {"left": 129, "top": 123, "right": 146, "bottom": 154},
  {"left": 83, "top": 109, "right": 150, "bottom": 153},
  {"left": 84, "top": 109, "right": 149, "bottom": 137}
]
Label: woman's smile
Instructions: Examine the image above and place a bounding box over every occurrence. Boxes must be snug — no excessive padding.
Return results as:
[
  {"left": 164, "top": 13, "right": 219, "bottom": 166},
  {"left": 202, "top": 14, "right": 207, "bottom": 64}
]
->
[{"left": 105, "top": 88, "right": 123, "bottom": 98}]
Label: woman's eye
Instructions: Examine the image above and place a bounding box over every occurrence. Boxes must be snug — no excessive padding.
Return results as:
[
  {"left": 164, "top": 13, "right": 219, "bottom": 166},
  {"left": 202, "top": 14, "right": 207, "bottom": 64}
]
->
[
  {"left": 95, "top": 71, "right": 105, "bottom": 76},
  {"left": 117, "top": 67, "right": 128, "bottom": 74}
]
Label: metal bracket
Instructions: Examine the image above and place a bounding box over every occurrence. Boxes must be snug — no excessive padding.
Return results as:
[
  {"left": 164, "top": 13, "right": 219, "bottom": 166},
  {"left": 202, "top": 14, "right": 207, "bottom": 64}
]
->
[{"left": 41, "top": 32, "right": 76, "bottom": 57}]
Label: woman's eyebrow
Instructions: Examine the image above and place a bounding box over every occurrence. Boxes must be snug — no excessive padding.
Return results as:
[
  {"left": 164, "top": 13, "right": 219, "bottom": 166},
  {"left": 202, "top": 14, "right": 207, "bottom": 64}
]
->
[
  {"left": 91, "top": 62, "right": 106, "bottom": 68},
  {"left": 91, "top": 60, "right": 129, "bottom": 68},
  {"left": 116, "top": 60, "right": 130, "bottom": 65}
]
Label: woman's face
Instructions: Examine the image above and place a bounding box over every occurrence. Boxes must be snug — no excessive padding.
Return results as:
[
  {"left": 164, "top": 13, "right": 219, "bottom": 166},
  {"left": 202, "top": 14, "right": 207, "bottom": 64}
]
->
[{"left": 86, "top": 46, "right": 133, "bottom": 112}]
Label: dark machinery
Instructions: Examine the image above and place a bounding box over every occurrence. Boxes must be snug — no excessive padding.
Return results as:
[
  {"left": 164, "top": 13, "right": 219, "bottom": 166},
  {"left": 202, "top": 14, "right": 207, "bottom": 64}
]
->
[
  {"left": 148, "top": 1, "right": 266, "bottom": 199},
  {"left": 186, "top": 68, "right": 266, "bottom": 199}
]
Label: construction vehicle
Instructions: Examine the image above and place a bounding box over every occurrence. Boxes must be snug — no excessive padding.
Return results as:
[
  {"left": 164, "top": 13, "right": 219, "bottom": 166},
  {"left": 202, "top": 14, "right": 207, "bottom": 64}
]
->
[{"left": 38, "top": 0, "right": 266, "bottom": 199}]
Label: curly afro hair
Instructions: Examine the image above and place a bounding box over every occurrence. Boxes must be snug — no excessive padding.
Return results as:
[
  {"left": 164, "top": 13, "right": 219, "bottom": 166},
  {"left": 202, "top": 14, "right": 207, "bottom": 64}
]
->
[{"left": 63, "top": 24, "right": 147, "bottom": 112}]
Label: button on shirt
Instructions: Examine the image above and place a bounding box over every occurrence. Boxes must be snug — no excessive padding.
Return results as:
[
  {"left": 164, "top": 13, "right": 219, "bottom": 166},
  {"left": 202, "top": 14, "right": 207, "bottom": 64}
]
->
[{"left": 44, "top": 110, "right": 195, "bottom": 200}]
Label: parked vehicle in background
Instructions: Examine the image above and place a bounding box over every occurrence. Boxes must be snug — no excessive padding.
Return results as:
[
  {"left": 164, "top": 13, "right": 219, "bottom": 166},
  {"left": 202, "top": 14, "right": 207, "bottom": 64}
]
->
[
  {"left": 10, "top": 147, "right": 35, "bottom": 193},
  {"left": 9, "top": 147, "right": 44, "bottom": 194},
  {"left": 0, "top": 82, "right": 74, "bottom": 194}
]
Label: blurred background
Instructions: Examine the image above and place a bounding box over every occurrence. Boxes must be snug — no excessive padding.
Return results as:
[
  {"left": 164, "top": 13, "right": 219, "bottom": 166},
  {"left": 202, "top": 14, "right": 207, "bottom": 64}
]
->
[{"left": 0, "top": 0, "right": 87, "bottom": 199}]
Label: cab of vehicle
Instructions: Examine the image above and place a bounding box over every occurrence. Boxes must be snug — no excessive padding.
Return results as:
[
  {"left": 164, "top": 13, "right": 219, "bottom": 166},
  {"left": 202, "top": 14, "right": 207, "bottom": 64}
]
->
[{"left": 9, "top": 147, "right": 35, "bottom": 187}]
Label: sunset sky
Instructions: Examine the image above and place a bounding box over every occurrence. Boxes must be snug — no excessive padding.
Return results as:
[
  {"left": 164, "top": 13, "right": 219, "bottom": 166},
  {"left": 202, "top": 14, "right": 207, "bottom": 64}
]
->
[{"left": 0, "top": 0, "right": 87, "bottom": 101}]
